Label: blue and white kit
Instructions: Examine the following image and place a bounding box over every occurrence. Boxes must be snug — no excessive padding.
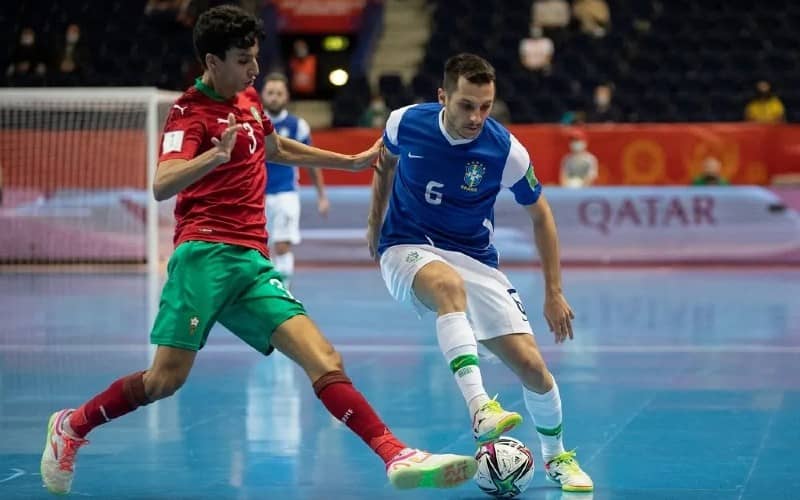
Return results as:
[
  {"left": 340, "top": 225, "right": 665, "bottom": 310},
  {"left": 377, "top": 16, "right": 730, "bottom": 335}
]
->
[
  {"left": 264, "top": 109, "right": 311, "bottom": 244},
  {"left": 378, "top": 103, "right": 543, "bottom": 339}
]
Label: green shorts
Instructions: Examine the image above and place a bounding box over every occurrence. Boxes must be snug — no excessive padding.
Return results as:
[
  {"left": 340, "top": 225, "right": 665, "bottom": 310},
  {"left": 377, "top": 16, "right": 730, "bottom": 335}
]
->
[{"left": 150, "top": 241, "right": 306, "bottom": 354}]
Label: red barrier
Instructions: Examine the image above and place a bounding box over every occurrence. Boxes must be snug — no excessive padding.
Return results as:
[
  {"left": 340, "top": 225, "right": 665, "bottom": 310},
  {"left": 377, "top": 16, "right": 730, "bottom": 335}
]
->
[
  {"left": 1, "top": 130, "right": 147, "bottom": 191},
  {"left": 303, "top": 124, "right": 800, "bottom": 186},
  {"left": 274, "top": 0, "right": 366, "bottom": 33},
  {"left": 3, "top": 124, "right": 800, "bottom": 190}
]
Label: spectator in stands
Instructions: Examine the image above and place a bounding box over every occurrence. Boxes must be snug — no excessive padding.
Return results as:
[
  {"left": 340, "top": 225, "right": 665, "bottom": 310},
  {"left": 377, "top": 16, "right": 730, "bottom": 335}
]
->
[
  {"left": 572, "top": 0, "right": 610, "bottom": 38},
  {"left": 289, "top": 39, "right": 317, "bottom": 96},
  {"left": 519, "top": 27, "right": 555, "bottom": 74},
  {"left": 691, "top": 156, "right": 729, "bottom": 186},
  {"left": 560, "top": 130, "right": 598, "bottom": 188},
  {"left": 744, "top": 80, "right": 785, "bottom": 123},
  {"left": 586, "top": 83, "right": 621, "bottom": 122},
  {"left": 360, "top": 95, "right": 390, "bottom": 128},
  {"left": 51, "top": 24, "right": 90, "bottom": 86},
  {"left": 6, "top": 27, "right": 48, "bottom": 85},
  {"left": 531, "top": 0, "right": 571, "bottom": 34}
]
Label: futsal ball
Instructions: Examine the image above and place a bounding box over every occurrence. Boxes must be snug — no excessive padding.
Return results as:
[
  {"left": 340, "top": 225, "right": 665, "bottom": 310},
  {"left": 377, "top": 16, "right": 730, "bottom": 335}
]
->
[{"left": 474, "top": 436, "right": 535, "bottom": 498}]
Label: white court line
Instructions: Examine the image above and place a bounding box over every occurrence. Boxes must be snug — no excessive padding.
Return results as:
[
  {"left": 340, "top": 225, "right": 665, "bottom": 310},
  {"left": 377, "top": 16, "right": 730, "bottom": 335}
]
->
[
  {"left": 1, "top": 344, "right": 800, "bottom": 353},
  {"left": 0, "top": 468, "right": 25, "bottom": 484}
]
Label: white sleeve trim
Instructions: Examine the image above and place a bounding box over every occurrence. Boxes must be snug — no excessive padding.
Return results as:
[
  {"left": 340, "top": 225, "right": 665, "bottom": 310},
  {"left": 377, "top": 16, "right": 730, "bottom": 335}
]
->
[
  {"left": 501, "top": 133, "right": 531, "bottom": 188},
  {"left": 384, "top": 104, "right": 415, "bottom": 148},
  {"left": 296, "top": 118, "right": 311, "bottom": 143}
]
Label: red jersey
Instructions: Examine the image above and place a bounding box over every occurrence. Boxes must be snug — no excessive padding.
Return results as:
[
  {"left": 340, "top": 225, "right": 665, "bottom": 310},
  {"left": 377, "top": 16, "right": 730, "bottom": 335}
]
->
[{"left": 159, "top": 80, "right": 275, "bottom": 256}]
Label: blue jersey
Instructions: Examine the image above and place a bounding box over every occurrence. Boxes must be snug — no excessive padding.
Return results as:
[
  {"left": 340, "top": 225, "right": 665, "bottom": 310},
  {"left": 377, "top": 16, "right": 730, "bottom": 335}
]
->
[
  {"left": 378, "top": 103, "right": 542, "bottom": 268},
  {"left": 264, "top": 110, "right": 311, "bottom": 194}
]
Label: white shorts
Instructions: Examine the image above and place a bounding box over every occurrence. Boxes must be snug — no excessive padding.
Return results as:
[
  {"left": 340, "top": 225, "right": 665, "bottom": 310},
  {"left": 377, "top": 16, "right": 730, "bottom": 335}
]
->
[
  {"left": 379, "top": 245, "right": 534, "bottom": 341},
  {"left": 265, "top": 191, "right": 301, "bottom": 245}
]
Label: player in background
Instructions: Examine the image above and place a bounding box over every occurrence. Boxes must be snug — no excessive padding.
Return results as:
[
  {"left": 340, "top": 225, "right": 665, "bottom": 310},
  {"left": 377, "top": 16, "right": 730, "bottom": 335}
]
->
[
  {"left": 40, "top": 7, "right": 476, "bottom": 495},
  {"left": 366, "top": 53, "right": 593, "bottom": 492},
  {"left": 260, "top": 72, "right": 328, "bottom": 287}
]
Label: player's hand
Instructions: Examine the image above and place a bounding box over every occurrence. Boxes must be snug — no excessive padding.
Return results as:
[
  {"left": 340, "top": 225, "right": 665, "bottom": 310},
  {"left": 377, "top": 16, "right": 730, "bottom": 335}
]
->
[
  {"left": 350, "top": 138, "right": 383, "bottom": 171},
  {"left": 544, "top": 292, "right": 575, "bottom": 344},
  {"left": 317, "top": 195, "right": 330, "bottom": 218},
  {"left": 366, "top": 224, "right": 381, "bottom": 262},
  {"left": 211, "top": 113, "right": 242, "bottom": 163}
]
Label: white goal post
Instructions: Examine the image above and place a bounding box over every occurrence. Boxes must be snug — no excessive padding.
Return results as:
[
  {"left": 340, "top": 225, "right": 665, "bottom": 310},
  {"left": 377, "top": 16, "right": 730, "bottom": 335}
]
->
[{"left": 0, "top": 87, "right": 181, "bottom": 329}]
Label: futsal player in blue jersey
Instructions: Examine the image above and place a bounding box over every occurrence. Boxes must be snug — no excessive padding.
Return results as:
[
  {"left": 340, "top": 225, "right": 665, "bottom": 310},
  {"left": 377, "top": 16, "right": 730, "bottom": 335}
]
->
[
  {"left": 261, "top": 73, "right": 329, "bottom": 287},
  {"left": 367, "top": 53, "right": 593, "bottom": 492}
]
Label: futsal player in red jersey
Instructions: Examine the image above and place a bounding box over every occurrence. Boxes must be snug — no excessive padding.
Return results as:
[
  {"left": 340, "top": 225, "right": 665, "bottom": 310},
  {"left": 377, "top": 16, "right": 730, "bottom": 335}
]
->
[{"left": 40, "top": 5, "right": 476, "bottom": 495}]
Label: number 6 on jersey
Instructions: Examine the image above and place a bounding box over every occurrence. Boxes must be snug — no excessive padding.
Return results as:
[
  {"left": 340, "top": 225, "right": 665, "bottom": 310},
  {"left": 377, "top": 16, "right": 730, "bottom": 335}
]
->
[{"left": 425, "top": 181, "right": 444, "bottom": 205}]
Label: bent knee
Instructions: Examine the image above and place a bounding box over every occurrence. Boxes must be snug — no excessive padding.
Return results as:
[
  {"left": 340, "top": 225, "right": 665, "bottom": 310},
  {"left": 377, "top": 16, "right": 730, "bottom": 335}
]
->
[
  {"left": 144, "top": 369, "right": 188, "bottom": 400},
  {"left": 299, "top": 340, "right": 345, "bottom": 381},
  {"left": 320, "top": 347, "right": 344, "bottom": 373},
  {"left": 516, "top": 355, "right": 551, "bottom": 391},
  {"left": 416, "top": 271, "right": 466, "bottom": 310},
  {"left": 431, "top": 274, "right": 465, "bottom": 296}
]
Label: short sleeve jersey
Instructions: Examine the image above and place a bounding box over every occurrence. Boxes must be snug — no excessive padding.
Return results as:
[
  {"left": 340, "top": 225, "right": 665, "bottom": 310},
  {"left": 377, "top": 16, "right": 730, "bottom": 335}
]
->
[
  {"left": 264, "top": 110, "right": 311, "bottom": 194},
  {"left": 378, "top": 103, "right": 542, "bottom": 268},
  {"left": 159, "top": 80, "right": 275, "bottom": 256}
]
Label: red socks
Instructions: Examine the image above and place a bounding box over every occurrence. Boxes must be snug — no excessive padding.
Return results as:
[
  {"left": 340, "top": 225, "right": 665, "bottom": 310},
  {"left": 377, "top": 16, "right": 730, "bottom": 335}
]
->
[
  {"left": 313, "top": 370, "right": 406, "bottom": 463},
  {"left": 66, "top": 369, "right": 407, "bottom": 464},
  {"left": 68, "top": 371, "right": 150, "bottom": 438}
]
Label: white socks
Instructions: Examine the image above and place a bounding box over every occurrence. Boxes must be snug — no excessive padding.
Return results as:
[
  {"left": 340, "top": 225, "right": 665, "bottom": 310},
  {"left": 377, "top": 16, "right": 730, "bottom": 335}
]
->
[
  {"left": 524, "top": 380, "right": 566, "bottom": 460},
  {"left": 272, "top": 251, "right": 294, "bottom": 287},
  {"left": 436, "top": 312, "right": 490, "bottom": 416}
]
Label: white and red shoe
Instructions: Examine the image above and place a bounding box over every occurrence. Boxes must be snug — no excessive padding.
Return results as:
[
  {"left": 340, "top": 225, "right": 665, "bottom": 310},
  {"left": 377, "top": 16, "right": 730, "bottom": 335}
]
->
[
  {"left": 386, "top": 448, "right": 477, "bottom": 489},
  {"left": 41, "top": 409, "right": 88, "bottom": 495}
]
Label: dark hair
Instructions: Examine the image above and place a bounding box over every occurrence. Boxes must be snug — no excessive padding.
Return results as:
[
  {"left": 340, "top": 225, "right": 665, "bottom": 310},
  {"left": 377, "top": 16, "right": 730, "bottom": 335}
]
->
[
  {"left": 263, "top": 72, "right": 289, "bottom": 88},
  {"left": 442, "top": 53, "right": 495, "bottom": 93},
  {"left": 193, "top": 5, "right": 263, "bottom": 67}
]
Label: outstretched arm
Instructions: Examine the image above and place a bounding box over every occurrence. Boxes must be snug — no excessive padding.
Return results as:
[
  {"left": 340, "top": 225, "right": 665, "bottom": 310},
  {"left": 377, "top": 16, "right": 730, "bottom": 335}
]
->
[
  {"left": 266, "top": 133, "right": 380, "bottom": 171},
  {"left": 525, "top": 195, "right": 575, "bottom": 343},
  {"left": 366, "top": 146, "right": 398, "bottom": 260}
]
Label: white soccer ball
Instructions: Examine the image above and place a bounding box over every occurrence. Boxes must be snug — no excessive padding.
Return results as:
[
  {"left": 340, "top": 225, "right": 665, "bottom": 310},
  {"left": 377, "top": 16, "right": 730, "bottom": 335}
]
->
[{"left": 474, "top": 436, "right": 535, "bottom": 498}]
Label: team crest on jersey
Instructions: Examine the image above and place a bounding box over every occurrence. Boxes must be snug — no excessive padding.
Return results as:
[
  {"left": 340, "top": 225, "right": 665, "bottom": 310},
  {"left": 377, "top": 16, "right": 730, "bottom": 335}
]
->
[
  {"left": 461, "top": 160, "right": 486, "bottom": 192},
  {"left": 251, "top": 106, "right": 262, "bottom": 125}
]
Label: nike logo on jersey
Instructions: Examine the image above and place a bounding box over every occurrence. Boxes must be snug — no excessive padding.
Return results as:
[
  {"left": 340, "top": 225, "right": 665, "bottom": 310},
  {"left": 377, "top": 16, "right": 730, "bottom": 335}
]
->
[
  {"left": 407, "top": 152, "right": 424, "bottom": 159},
  {"left": 172, "top": 104, "right": 188, "bottom": 115}
]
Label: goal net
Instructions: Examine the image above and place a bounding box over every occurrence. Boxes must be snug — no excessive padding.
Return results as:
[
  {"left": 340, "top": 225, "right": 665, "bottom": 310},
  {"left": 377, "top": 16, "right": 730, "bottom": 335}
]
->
[{"left": 0, "top": 87, "right": 181, "bottom": 327}]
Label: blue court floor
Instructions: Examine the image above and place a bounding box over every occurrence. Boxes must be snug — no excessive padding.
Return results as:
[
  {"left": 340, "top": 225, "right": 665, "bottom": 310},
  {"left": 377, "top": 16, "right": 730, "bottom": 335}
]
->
[{"left": 1, "top": 266, "right": 799, "bottom": 499}]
